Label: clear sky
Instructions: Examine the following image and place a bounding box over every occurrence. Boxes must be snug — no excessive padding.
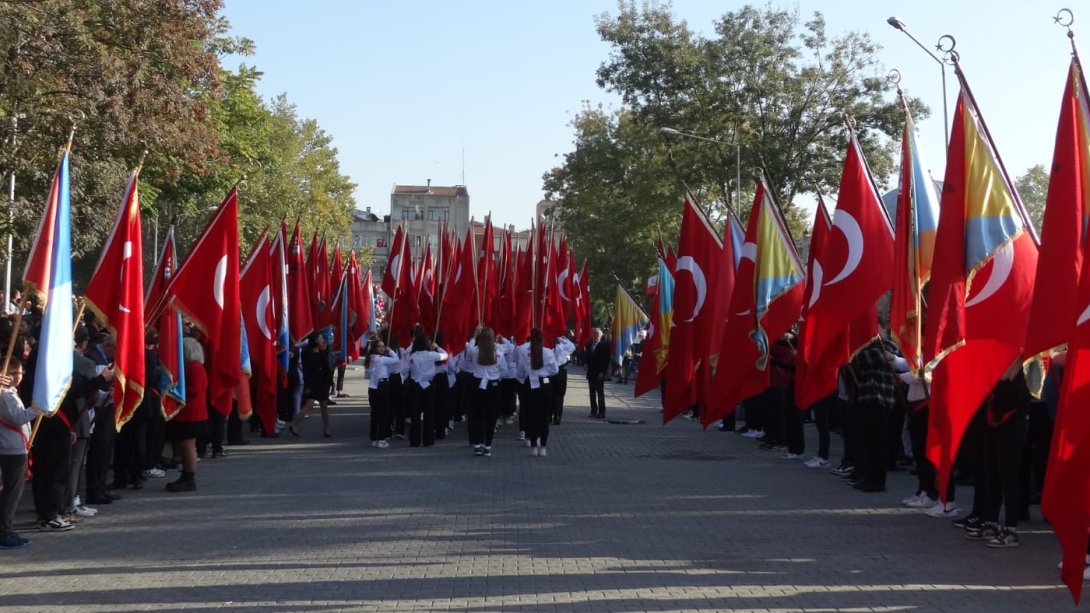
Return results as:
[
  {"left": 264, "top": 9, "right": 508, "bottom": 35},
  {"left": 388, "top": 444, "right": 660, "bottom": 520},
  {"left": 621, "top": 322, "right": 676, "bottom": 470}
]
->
[{"left": 221, "top": 0, "right": 1076, "bottom": 227}]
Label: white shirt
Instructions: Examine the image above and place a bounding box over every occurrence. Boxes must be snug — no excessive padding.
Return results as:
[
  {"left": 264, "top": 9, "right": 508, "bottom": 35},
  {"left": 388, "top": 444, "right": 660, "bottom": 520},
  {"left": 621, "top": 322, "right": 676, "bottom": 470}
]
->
[
  {"left": 366, "top": 351, "right": 400, "bottom": 390},
  {"left": 517, "top": 344, "right": 559, "bottom": 389},
  {"left": 465, "top": 345, "right": 509, "bottom": 389},
  {"left": 890, "top": 355, "right": 929, "bottom": 402},
  {"left": 408, "top": 348, "right": 449, "bottom": 388},
  {"left": 553, "top": 337, "right": 576, "bottom": 366}
]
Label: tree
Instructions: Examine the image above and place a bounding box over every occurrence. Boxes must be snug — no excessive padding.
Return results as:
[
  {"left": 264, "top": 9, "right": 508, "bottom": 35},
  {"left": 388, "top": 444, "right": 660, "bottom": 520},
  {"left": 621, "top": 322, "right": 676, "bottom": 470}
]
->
[
  {"left": 1015, "top": 164, "right": 1048, "bottom": 234},
  {"left": 590, "top": 2, "right": 925, "bottom": 226}
]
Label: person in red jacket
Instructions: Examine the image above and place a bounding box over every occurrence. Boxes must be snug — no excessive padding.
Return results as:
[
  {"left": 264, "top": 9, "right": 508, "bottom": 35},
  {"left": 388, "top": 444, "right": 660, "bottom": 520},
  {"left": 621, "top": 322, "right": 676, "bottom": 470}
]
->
[{"left": 164, "top": 336, "right": 208, "bottom": 492}]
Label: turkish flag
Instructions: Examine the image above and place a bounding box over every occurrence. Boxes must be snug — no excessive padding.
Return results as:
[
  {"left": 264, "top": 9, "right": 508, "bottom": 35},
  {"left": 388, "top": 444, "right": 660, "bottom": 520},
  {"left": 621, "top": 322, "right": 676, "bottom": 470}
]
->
[
  {"left": 239, "top": 231, "right": 277, "bottom": 436},
  {"left": 84, "top": 169, "right": 145, "bottom": 430},
  {"left": 439, "top": 229, "right": 476, "bottom": 354},
  {"left": 1026, "top": 59, "right": 1088, "bottom": 358},
  {"left": 478, "top": 218, "right": 496, "bottom": 325},
  {"left": 382, "top": 226, "right": 406, "bottom": 300},
  {"left": 169, "top": 187, "right": 242, "bottom": 416},
  {"left": 663, "top": 193, "right": 722, "bottom": 423},
  {"left": 286, "top": 223, "right": 313, "bottom": 344},
  {"left": 699, "top": 213, "right": 742, "bottom": 424},
  {"left": 494, "top": 230, "right": 515, "bottom": 337},
  {"left": 574, "top": 260, "right": 592, "bottom": 347},
  {"left": 146, "top": 227, "right": 185, "bottom": 419},
  {"left": 417, "top": 242, "right": 437, "bottom": 336},
  {"left": 801, "top": 136, "right": 893, "bottom": 403},
  {"left": 542, "top": 233, "right": 566, "bottom": 345},
  {"left": 923, "top": 90, "right": 1038, "bottom": 505}
]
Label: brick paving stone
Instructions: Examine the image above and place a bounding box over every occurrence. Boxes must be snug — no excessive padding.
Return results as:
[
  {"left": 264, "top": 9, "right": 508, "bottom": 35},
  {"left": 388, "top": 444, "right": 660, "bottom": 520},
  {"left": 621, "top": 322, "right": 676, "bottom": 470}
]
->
[{"left": 0, "top": 364, "right": 1075, "bottom": 611}]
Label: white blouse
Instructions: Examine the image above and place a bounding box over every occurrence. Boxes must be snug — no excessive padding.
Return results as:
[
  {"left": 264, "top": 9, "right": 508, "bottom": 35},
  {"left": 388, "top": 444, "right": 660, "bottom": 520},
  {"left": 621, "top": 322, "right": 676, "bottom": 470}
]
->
[
  {"left": 366, "top": 351, "right": 400, "bottom": 390},
  {"left": 408, "top": 349, "right": 449, "bottom": 388}
]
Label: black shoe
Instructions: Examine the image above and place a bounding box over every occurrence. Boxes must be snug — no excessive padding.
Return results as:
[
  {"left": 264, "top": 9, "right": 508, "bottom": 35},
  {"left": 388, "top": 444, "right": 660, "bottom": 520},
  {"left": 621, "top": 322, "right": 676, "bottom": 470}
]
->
[
  {"left": 327, "top": 400, "right": 338, "bottom": 405},
  {"left": 323, "top": 432, "right": 332, "bottom": 438},
  {"left": 954, "top": 515, "right": 985, "bottom": 530},
  {"left": 105, "top": 491, "right": 121, "bottom": 501},
  {"left": 855, "top": 482, "right": 886, "bottom": 492},
  {"left": 288, "top": 425, "right": 300, "bottom": 438},
  {"left": 226, "top": 439, "right": 250, "bottom": 446},
  {"left": 165, "top": 478, "right": 196, "bottom": 493},
  {"left": 85, "top": 495, "right": 113, "bottom": 505}
]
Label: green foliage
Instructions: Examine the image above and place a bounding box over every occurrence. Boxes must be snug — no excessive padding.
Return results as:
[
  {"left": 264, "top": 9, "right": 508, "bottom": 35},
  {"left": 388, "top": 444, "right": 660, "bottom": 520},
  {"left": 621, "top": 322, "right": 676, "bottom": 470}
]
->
[
  {"left": 1015, "top": 164, "right": 1048, "bottom": 234},
  {"left": 548, "top": 1, "right": 927, "bottom": 309},
  {"left": 0, "top": 1, "right": 356, "bottom": 287}
]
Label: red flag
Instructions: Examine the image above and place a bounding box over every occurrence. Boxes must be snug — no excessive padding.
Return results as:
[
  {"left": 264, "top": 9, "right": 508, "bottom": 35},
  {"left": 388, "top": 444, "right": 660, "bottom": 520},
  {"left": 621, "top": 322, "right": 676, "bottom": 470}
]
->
[
  {"left": 699, "top": 213, "right": 741, "bottom": 422},
  {"left": 513, "top": 240, "right": 535, "bottom": 344},
  {"left": 330, "top": 245, "right": 344, "bottom": 293},
  {"left": 417, "top": 242, "right": 437, "bottom": 335},
  {"left": 795, "top": 199, "right": 835, "bottom": 409},
  {"left": 382, "top": 226, "right": 406, "bottom": 300},
  {"left": 1026, "top": 59, "right": 1090, "bottom": 357},
  {"left": 798, "top": 135, "right": 893, "bottom": 406},
  {"left": 346, "top": 253, "right": 369, "bottom": 360},
  {"left": 574, "top": 260, "right": 592, "bottom": 347},
  {"left": 307, "top": 235, "right": 331, "bottom": 330},
  {"left": 542, "top": 232, "right": 566, "bottom": 344},
  {"left": 286, "top": 223, "right": 313, "bottom": 344},
  {"left": 923, "top": 88, "right": 1039, "bottom": 503},
  {"left": 146, "top": 227, "right": 185, "bottom": 419},
  {"left": 494, "top": 229, "right": 515, "bottom": 337},
  {"left": 478, "top": 218, "right": 496, "bottom": 326},
  {"left": 439, "top": 229, "right": 476, "bottom": 354},
  {"left": 391, "top": 236, "right": 419, "bottom": 347},
  {"left": 169, "top": 188, "right": 243, "bottom": 416},
  {"left": 635, "top": 251, "right": 668, "bottom": 398},
  {"left": 239, "top": 231, "right": 277, "bottom": 436},
  {"left": 662, "top": 193, "right": 722, "bottom": 423},
  {"left": 705, "top": 181, "right": 806, "bottom": 426},
  {"left": 84, "top": 169, "right": 145, "bottom": 430}
]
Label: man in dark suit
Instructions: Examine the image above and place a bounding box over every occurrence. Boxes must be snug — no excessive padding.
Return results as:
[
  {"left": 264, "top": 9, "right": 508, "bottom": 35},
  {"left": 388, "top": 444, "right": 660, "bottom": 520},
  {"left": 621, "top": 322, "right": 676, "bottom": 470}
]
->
[{"left": 584, "top": 328, "right": 611, "bottom": 418}]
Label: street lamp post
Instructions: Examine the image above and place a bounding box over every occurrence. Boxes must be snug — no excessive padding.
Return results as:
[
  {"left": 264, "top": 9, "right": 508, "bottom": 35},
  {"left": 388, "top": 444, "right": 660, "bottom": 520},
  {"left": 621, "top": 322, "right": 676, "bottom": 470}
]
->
[
  {"left": 886, "top": 16, "right": 955, "bottom": 148},
  {"left": 659, "top": 127, "right": 741, "bottom": 214}
]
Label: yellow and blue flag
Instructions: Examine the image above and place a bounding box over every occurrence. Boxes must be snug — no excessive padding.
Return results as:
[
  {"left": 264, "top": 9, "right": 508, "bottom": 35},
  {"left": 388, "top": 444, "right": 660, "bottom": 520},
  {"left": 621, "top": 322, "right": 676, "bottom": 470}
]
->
[{"left": 613, "top": 284, "right": 649, "bottom": 364}]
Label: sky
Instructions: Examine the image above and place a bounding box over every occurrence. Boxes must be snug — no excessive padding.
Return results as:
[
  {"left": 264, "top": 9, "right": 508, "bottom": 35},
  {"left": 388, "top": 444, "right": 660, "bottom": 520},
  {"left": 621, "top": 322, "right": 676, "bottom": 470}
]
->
[{"left": 221, "top": 0, "right": 1077, "bottom": 227}]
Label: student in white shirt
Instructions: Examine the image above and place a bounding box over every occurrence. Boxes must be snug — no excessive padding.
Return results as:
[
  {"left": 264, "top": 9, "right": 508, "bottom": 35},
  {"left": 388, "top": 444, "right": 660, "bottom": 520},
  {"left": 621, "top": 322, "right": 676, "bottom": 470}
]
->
[
  {"left": 519, "top": 328, "right": 559, "bottom": 457},
  {"left": 365, "top": 338, "right": 401, "bottom": 448},
  {"left": 465, "top": 327, "right": 508, "bottom": 456},
  {"left": 406, "top": 331, "right": 448, "bottom": 447},
  {"left": 0, "top": 359, "right": 43, "bottom": 547}
]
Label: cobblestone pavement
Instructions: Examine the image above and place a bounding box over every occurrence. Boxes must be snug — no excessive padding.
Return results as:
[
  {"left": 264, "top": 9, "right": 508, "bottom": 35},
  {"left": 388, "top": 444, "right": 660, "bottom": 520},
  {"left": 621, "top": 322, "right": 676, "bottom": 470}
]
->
[{"left": 0, "top": 366, "right": 1074, "bottom": 612}]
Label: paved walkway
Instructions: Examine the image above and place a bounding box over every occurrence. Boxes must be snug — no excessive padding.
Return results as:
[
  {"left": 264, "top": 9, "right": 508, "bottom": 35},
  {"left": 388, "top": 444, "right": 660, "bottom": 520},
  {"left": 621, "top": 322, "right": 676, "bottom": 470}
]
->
[{"left": 0, "top": 367, "right": 1074, "bottom": 612}]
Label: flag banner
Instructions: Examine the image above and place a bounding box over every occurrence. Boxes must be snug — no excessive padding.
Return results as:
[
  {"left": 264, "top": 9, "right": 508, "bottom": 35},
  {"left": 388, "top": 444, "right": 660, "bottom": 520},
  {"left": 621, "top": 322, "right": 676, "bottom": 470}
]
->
[
  {"left": 662, "top": 192, "right": 722, "bottom": 424},
  {"left": 84, "top": 168, "right": 146, "bottom": 430},
  {"left": 287, "top": 223, "right": 313, "bottom": 344},
  {"left": 705, "top": 181, "right": 805, "bottom": 427},
  {"left": 269, "top": 224, "right": 292, "bottom": 377},
  {"left": 1026, "top": 58, "right": 1090, "bottom": 357},
  {"left": 891, "top": 95, "right": 943, "bottom": 372},
  {"left": 574, "top": 260, "right": 592, "bottom": 347},
  {"left": 700, "top": 210, "right": 743, "bottom": 419},
  {"left": 799, "top": 133, "right": 893, "bottom": 406},
  {"left": 24, "top": 149, "right": 73, "bottom": 416},
  {"left": 923, "top": 83, "right": 1038, "bottom": 508},
  {"left": 612, "top": 284, "right": 649, "bottom": 365},
  {"left": 168, "top": 187, "right": 243, "bottom": 416},
  {"left": 635, "top": 254, "right": 673, "bottom": 398},
  {"left": 240, "top": 231, "right": 278, "bottom": 436},
  {"left": 147, "top": 227, "right": 186, "bottom": 419}
]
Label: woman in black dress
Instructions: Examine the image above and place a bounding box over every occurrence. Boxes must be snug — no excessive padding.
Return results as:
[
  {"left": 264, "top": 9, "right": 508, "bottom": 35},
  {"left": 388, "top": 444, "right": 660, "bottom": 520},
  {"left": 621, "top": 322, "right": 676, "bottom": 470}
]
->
[{"left": 289, "top": 333, "right": 335, "bottom": 438}]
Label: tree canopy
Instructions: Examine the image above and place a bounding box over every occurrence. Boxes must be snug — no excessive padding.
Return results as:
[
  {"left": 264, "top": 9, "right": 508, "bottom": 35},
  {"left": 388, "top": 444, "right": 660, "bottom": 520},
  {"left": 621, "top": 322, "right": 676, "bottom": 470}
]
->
[
  {"left": 546, "top": 2, "right": 926, "bottom": 314},
  {"left": 0, "top": 0, "right": 356, "bottom": 287}
]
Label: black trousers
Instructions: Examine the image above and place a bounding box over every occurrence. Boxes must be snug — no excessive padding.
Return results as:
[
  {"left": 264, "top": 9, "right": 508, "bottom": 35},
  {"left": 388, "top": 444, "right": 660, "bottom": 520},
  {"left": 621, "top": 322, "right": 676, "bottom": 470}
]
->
[
  {"left": 227, "top": 405, "right": 246, "bottom": 444},
  {"left": 907, "top": 403, "right": 937, "bottom": 498},
  {"left": 552, "top": 366, "right": 568, "bottom": 424},
  {"left": 407, "top": 380, "right": 435, "bottom": 447},
  {"left": 781, "top": 386, "right": 804, "bottom": 455},
  {"left": 983, "top": 410, "right": 1029, "bottom": 527},
  {"left": 812, "top": 394, "right": 836, "bottom": 460},
  {"left": 500, "top": 379, "right": 517, "bottom": 419},
  {"left": 858, "top": 402, "right": 890, "bottom": 487},
  {"left": 0, "top": 453, "right": 27, "bottom": 537},
  {"left": 390, "top": 374, "right": 406, "bottom": 436},
  {"left": 113, "top": 416, "right": 148, "bottom": 486},
  {"left": 588, "top": 375, "right": 605, "bottom": 417},
  {"left": 1021, "top": 401, "right": 1052, "bottom": 509},
  {"left": 335, "top": 364, "right": 346, "bottom": 393},
  {"left": 146, "top": 406, "right": 166, "bottom": 468},
  {"left": 85, "top": 405, "right": 115, "bottom": 499},
  {"left": 517, "top": 380, "right": 531, "bottom": 433},
  {"left": 469, "top": 378, "right": 501, "bottom": 447},
  {"left": 526, "top": 382, "right": 553, "bottom": 447},
  {"left": 761, "top": 387, "right": 783, "bottom": 445},
  {"left": 368, "top": 382, "right": 390, "bottom": 442},
  {"left": 200, "top": 409, "right": 225, "bottom": 454},
  {"left": 433, "top": 375, "right": 450, "bottom": 440},
  {"left": 742, "top": 396, "right": 761, "bottom": 432},
  {"left": 32, "top": 418, "right": 70, "bottom": 521}
]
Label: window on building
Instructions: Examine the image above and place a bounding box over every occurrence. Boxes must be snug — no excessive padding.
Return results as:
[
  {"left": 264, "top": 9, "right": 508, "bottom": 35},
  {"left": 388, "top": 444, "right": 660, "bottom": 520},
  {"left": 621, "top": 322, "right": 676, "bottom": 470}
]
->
[{"left": 427, "top": 207, "right": 448, "bottom": 221}]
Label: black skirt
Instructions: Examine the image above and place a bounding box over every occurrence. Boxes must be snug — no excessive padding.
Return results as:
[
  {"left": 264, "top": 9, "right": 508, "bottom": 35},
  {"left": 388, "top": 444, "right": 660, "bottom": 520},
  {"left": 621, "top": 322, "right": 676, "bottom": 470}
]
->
[{"left": 165, "top": 420, "right": 207, "bottom": 442}]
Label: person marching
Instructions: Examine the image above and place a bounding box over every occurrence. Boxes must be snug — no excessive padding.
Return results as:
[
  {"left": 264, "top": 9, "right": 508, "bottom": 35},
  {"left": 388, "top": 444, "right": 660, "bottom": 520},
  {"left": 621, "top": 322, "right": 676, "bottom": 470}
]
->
[
  {"left": 365, "top": 338, "right": 400, "bottom": 448},
  {"left": 406, "top": 331, "right": 448, "bottom": 447},
  {"left": 551, "top": 333, "right": 576, "bottom": 425},
  {"left": 519, "top": 327, "right": 559, "bottom": 457},
  {"left": 289, "top": 332, "right": 335, "bottom": 438},
  {"left": 465, "top": 327, "right": 508, "bottom": 457}
]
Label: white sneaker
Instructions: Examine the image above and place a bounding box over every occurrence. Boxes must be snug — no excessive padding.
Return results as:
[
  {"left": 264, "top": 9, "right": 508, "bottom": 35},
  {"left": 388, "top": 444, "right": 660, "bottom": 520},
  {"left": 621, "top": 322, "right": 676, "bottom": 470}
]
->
[
  {"left": 902, "top": 494, "right": 921, "bottom": 507},
  {"left": 804, "top": 457, "right": 829, "bottom": 469},
  {"left": 925, "top": 502, "right": 959, "bottom": 518},
  {"left": 376, "top": 440, "right": 389, "bottom": 449},
  {"left": 142, "top": 468, "right": 166, "bottom": 478},
  {"left": 781, "top": 452, "right": 803, "bottom": 460},
  {"left": 743, "top": 429, "right": 764, "bottom": 439},
  {"left": 531, "top": 446, "right": 539, "bottom": 457},
  {"left": 539, "top": 447, "right": 547, "bottom": 457},
  {"left": 505, "top": 417, "right": 515, "bottom": 425},
  {"left": 74, "top": 506, "right": 96, "bottom": 517},
  {"left": 907, "top": 494, "right": 938, "bottom": 509},
  {"left": 79, "top": 504, "right": 98, "bottom": 515}
]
